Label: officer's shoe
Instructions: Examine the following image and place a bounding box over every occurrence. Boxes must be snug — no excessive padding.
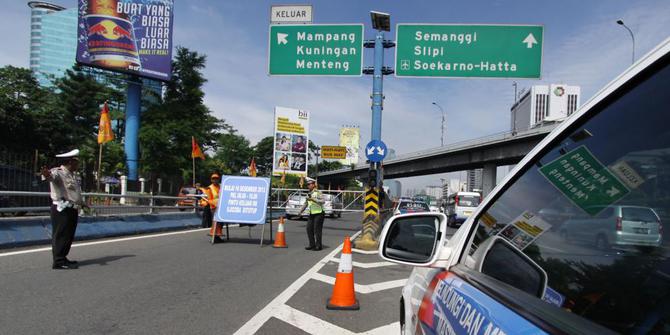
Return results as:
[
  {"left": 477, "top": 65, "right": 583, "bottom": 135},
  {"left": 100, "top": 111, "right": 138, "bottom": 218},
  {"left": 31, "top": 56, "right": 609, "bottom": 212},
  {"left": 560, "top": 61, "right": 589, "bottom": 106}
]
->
[
  {"left": 52, "top": 263, "right": 78, "bottom": 270},
  {"left": 314, "top": 246, "right": 323, "bottom": 251},
  {"left": 305, "top": 246, "right": 315, "bottom": 250},
  {"left": 65, "top": 258, "right": 78, "bottom": 265},
  {"left": 213, "top": 236, "right": 225, "bottom": 243}
]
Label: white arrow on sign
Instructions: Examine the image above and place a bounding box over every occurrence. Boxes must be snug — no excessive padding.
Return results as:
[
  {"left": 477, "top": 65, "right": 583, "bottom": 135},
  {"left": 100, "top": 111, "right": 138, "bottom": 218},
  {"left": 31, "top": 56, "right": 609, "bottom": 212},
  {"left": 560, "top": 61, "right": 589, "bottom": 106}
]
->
[
  {"left": 277, "top": 33, "right": 288, "bottom": 45},
  {"left": 605, "top": 186, "right": 621, "bottom": 197},
  {"left": 377, "top": 147, "right": 385, "bottom": 156},
  {"left": 522, "top": 33, "right": 538, "bottom": 49},
  {"left": 367, "top": 146, "right": 375, "bottom": 155}
]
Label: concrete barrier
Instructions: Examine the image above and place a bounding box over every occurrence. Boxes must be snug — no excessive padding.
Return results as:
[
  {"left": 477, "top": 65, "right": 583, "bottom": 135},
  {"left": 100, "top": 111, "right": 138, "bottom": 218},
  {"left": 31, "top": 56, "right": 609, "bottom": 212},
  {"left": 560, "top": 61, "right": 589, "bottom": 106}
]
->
[{"left": 0, "top": 209, "right": 286, "bottom": 249}]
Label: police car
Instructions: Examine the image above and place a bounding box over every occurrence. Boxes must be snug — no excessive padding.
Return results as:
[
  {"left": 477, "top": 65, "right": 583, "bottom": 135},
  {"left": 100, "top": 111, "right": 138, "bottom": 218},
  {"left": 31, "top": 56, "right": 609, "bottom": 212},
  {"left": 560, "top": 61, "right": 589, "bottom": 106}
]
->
[{"left": 379, "top": 38, "right": 670, "bottom": 334}]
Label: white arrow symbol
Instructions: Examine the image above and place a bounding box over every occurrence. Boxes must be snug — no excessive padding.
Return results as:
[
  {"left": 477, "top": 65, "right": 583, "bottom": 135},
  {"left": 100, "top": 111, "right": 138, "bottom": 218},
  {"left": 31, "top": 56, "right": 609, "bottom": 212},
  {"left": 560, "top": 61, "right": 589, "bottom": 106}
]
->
[
  {"left": 377, "top": 147, "right": 385, "bottom": 156},
  {"left": 277, "top": 33, "right": 288, "bottom": 45},
  {"left": 605, "top": 186, "right": 621, "bottom": 197},
  {"left": 367, "top": 146, "right": 375, "bottom": 155},
  {"left": 523, "top": 33, "right": 538, "bottom": 48}
]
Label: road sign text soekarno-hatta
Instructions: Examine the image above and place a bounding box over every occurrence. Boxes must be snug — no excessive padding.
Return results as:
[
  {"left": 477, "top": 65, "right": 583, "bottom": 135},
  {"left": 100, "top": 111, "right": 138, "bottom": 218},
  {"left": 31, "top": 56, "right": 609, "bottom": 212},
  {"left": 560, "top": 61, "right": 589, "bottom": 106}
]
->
[{"left": 395, "top": 24, "right": 543, "bottom": 79}]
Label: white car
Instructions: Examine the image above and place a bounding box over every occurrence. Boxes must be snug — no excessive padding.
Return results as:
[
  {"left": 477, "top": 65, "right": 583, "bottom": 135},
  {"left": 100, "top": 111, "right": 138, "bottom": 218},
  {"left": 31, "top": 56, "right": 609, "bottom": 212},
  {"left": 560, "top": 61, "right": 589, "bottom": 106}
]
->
[{"left": 379, "top": 38, "right": 670, "bottom": 334}]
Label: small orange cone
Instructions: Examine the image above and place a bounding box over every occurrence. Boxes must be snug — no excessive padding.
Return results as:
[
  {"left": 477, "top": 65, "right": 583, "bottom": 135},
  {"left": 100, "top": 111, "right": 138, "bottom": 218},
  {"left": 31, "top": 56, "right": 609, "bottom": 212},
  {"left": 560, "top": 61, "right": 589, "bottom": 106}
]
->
[
  {"left": 327, "top": 236, "right": 359, "bottom": 310},
  {"left": 273, "top": 216, "right": 288, "bottom": 248}
]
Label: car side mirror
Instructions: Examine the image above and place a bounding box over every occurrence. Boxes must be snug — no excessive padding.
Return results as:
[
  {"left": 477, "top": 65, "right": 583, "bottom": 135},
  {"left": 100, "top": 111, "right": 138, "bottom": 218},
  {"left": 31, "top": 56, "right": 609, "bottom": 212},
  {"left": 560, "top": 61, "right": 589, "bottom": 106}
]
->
[
  {"left": 470, "top": 236, "right": 548, "bottom": 298},
  {"left": 378, "top": 213, "right": 451, "bottom": 267}
]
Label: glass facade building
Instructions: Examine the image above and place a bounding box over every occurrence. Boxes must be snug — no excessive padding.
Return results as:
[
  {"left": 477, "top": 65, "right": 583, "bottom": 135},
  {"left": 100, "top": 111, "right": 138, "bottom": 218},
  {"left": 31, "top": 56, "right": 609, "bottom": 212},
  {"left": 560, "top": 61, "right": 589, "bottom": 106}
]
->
[{"left": 28, "top": 2, "right": 77, "bottom": 87}]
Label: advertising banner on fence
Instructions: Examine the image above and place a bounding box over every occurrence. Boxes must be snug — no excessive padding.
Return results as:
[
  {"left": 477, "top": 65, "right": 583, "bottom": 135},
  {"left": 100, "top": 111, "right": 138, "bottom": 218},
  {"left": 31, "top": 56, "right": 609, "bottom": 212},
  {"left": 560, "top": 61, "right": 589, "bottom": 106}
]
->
[
  {"left": 76, "top": 0, "right": 174, "bottom": 81},
  {"left": 273, "top": 106, "right": 309, "bottom": 176},
  {"left": 339, "top": 127, "right": 360, "bottom": 165},
  {"left": 214, "top": 176, "right": 271, "bottom": 224}
]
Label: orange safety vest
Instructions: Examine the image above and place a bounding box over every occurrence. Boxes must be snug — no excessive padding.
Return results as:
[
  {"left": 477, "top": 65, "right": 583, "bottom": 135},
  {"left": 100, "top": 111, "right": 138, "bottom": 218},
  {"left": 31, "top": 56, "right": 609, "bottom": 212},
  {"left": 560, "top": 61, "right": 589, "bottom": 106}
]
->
[
  {"left": 205, "top": 184, "right": 220, "bottom": 209},
  {"left": 197, "top": 187, "right": 208, "bottom": 207}
]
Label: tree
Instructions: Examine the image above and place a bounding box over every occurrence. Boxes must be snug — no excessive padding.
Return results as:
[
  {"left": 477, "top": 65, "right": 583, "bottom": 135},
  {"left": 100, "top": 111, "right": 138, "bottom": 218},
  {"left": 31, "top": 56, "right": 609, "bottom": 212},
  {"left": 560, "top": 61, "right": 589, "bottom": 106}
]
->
[
  {"left": 252, "top": 136, "right": 274, "bottom": 176},
  {"left": 140, "top": 47, "right": 225, "bottom": 185},
  {"left": 214, "top": 129, "right": 252, "bottom": 175}
]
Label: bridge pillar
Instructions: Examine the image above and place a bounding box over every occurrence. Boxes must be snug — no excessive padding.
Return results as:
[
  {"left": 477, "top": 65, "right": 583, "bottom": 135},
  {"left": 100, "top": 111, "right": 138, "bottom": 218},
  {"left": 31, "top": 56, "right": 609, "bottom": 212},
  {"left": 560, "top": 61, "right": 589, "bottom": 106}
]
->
[{"left": 482, "top": 164, "right": 497, "bottom": 197}]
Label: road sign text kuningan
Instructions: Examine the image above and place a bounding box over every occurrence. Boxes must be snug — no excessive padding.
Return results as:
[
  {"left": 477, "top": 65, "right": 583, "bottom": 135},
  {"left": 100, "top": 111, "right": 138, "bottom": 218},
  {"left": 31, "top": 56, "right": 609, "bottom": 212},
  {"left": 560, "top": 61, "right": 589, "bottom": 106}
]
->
[
  {"left": 269, "top": 24, "right": 364, "bottom": 76},
  {"left": 395, "top": 24, "right": 543, "bottom": 78}
]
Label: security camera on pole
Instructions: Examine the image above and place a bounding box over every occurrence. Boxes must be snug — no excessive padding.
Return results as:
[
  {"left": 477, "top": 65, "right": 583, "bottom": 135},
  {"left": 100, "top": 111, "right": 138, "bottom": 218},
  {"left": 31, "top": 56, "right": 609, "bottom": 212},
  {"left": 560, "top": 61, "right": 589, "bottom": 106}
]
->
[{"left": 355, "top": 11, "right": 395, "bottom": 251}]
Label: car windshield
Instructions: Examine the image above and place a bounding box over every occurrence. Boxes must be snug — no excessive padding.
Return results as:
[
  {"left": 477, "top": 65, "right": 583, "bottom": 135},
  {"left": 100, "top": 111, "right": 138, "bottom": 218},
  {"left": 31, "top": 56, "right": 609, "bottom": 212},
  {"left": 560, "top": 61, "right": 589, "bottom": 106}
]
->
[
  {"left": 181, "top": 187, "right": 196, "bottom": 195},
  {"left": 399, "top": 202, "right": 429, "bottom": 211}
]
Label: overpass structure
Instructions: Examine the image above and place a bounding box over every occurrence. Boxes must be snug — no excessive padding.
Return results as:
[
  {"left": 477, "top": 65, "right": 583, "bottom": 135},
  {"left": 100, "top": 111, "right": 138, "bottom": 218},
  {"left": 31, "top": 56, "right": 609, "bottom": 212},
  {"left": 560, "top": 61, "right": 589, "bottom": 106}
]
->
[{"left": 318, "top": 124, "right": 559, "bottom": 196}]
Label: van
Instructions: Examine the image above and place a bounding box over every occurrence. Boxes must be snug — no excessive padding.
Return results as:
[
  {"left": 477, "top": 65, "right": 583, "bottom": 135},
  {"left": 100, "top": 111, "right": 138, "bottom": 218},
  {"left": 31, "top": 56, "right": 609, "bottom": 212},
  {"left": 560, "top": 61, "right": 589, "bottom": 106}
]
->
[
  {"left": 379, "top": 38, "right": 670, "bottom": 334},
  {"left": 444, "top": 191, "right": 481, "bottom": 227}
]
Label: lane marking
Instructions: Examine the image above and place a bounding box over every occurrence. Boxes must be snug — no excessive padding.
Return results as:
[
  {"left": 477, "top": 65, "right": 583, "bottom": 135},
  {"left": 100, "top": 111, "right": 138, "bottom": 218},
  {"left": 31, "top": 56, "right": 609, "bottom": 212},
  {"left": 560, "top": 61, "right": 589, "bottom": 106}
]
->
[
  {"left": 330, "top": 257, "right": 396, "bottom": 269},
  {"left": 234, "top": 231, "right": 361, "bottom": 335},
  {"left": 352, "top": 248, "right": 378, "bottom": 255},
  {"left": 363, "top": 322, "right": 400, "bottom": 335},
  {"left": 311, "top": 273, "right": 406, "bottom": 294},
  {"left": 276, "top": 306, "right": 355, "bottom": 335}
]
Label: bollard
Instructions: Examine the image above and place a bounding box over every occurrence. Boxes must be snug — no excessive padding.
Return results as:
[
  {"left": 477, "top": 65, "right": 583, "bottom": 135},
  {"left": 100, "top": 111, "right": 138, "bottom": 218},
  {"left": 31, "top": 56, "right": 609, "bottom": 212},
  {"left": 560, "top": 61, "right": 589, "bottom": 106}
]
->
[{"left": 354, "top": 187, "right": 380, "bottom": 250}]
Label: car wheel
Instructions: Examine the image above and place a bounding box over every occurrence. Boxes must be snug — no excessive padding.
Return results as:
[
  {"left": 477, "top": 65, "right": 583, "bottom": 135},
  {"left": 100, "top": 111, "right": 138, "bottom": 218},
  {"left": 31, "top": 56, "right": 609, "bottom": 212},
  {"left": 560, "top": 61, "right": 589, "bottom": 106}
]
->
[
  {"left": 595, "top": 234, "right": 609, "bottom": 251},
  {"left": 337, "top": 212, "right": 342, "bottom": 218},
  {"left": 638, "top": 246, "right": 656, "bottom": 254},
  {"left": 286, "top": 215, "right": 293, "bottom": 220}
]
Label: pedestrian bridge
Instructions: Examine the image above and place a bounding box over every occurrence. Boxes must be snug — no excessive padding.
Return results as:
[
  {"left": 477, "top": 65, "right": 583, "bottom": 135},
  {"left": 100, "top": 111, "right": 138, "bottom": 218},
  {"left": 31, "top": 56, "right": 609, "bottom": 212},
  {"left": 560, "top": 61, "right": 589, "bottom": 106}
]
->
[{"left": 318, "top": 124, "right": 558, "bottom": 195}]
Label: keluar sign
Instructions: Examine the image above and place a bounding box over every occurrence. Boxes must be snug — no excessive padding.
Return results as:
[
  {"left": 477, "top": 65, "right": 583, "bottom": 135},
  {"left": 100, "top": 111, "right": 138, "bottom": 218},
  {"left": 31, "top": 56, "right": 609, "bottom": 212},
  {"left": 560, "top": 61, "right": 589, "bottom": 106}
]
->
[{"left": 76, "top": 0, "right": 174, "bottom": 81}]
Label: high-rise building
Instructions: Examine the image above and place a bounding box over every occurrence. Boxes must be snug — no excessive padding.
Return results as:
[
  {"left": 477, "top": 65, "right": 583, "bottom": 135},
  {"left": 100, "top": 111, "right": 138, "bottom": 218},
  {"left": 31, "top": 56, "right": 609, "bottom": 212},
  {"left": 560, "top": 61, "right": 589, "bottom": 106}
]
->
[
  {"left": 467, "top": 169, "right": 483, "bottom": 193},
  {"left": 511, "top": 84, "right": 581, "bottom": 132},
  {"left": 425, "top": 186, "right": 443, "bottom": 200},
  {"left": 28, "top": 2, "right": 77, "bottom": 87}
]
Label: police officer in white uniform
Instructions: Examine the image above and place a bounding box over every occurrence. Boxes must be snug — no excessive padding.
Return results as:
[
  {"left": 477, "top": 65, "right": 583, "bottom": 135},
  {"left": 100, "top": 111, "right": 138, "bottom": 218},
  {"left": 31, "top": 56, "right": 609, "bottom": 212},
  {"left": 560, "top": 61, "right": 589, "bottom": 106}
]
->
[{"left": 41, "top": 149, "right": 87, "bottom": 269}]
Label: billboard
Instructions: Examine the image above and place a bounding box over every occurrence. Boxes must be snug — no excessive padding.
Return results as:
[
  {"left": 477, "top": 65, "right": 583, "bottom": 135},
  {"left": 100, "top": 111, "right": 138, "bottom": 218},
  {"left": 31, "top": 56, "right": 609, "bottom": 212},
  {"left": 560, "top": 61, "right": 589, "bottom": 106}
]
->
[
  {"left": 339, "top": 127, "right": 360, "bottom": 165},
  {"left": 321, "top": 146, "right": 347, "bottom": 160},
  {"left": 76, "top": 0, "right": 174, "bottom": 81},
  {"left": 272, "top": 106, "right": 309, "bottom": 176}
]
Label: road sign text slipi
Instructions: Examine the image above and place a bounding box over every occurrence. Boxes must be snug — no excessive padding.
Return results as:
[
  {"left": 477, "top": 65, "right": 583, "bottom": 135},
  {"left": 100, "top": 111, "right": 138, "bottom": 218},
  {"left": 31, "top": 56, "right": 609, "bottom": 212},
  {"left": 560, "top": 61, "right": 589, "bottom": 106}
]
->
[
  {"left": 269, "top": 24, "right": 364, "bottom": 76},
  {"left": 395, "top": 24, "right": 543, "bottom": 78}
]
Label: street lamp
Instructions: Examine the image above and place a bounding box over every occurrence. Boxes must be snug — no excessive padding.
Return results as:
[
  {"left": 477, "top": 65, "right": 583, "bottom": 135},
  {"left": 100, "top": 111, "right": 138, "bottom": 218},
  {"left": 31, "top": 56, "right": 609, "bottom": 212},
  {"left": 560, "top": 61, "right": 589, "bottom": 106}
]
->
[
  {"left": 432, "top": 102, "right": 445, "bottom": 146},
  {"left": 616, "top": 19, "right": 635, "bottom": 64},
  {"left": 314, "top": 146, "right": 321, "bottom": 183}
]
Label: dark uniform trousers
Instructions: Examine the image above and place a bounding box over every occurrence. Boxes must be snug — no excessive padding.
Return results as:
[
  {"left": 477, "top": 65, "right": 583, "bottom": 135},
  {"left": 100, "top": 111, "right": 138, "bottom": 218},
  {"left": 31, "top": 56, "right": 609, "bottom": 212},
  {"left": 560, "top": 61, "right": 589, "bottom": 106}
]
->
[
  {"left": 306, "top": 212, "right": 325, "bottom": 248},
  {"left": 50, "top": 205, "right": 78, "bottom": 265},
  {"left": 201, "top": 205, "right": 212, "bottom": 228}
]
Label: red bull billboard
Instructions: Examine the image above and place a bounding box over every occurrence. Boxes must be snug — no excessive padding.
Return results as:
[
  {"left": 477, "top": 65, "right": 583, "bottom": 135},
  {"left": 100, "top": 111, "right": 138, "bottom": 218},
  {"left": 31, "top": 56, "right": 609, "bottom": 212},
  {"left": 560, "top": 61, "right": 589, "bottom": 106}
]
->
[{"left": 76, "top": 0, "right": 174, "bottom": 81}]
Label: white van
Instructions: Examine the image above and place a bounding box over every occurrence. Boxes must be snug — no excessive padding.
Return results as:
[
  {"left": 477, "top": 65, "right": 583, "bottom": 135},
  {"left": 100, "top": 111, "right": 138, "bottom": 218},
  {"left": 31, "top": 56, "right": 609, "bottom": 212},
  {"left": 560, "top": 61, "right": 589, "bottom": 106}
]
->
[
  {"left": 379, "top": 38, "right": 670, "bottom": 335},
  {"left": 444, "top": 191, "right": 481, "bottom": 227}
]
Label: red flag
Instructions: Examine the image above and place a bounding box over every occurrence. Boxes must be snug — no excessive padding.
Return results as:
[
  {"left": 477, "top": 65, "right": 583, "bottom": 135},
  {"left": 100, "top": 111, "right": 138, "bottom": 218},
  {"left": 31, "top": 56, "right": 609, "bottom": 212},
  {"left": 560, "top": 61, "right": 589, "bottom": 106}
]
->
[
  {"left": 249, "top": 158, "right": 257, "bottom": 177},
  {"left": 191, "top": 136, "right": 205, "bottom": 160},
  {"left": 97, "top": 101, "right": 114, "bottom": 144}
]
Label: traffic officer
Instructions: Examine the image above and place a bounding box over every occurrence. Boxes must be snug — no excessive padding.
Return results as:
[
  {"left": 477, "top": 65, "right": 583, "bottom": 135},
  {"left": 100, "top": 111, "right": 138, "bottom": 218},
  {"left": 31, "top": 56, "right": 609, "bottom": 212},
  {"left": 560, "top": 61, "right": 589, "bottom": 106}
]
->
[
  {"left": 40, "top": 149, "right": 88, "bottom": 270},
  {"left": 205, "top": 173, "right": 224, "bottom": 243},
  {"left": 299, "top": 177, "right": 325, "bottom": 251},
  {"left": 195, "top": 183, "right": 211, "bottom": 228}
]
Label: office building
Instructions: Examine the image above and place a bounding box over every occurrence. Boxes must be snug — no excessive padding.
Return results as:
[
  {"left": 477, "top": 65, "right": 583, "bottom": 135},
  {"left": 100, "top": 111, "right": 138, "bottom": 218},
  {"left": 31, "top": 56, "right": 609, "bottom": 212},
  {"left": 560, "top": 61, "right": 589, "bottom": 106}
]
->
[
  {"left": 425, "top": 186, "right": 443, "bottom": 200},
  {"left": 511, "top": 84, "right": 581, "bottom": 132},
  {"left": 29, "top": 2, "right": 77, "bottom": 87},
  {"left": 467, "top": 169, "right": 483, "bottom": 193}
]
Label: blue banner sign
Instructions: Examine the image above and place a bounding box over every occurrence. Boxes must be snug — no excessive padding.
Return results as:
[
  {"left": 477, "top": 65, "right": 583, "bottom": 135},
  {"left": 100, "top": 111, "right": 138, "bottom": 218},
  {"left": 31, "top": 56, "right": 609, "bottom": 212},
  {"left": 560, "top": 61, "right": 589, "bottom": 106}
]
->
[{"left": 214, "top": 176, "right": 270, "bottom": 225}]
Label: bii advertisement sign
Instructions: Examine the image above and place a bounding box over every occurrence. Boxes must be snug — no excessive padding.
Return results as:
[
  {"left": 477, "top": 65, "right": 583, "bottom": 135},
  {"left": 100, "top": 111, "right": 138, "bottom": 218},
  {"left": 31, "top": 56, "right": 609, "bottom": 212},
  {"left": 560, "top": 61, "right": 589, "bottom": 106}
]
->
[
  {"left": 272, "top": 106, "right": 309, "bottom": 176},
  {"left": 76, "top": 0, "right": 174, "bottom": 81}
]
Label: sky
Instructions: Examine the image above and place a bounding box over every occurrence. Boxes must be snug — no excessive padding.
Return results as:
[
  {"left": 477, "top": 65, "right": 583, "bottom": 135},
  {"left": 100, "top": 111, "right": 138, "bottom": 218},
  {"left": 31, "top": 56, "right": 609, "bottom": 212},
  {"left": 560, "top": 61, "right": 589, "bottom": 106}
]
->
[{"left": 2, "top": 0, "right": 669, "bottom": 192}]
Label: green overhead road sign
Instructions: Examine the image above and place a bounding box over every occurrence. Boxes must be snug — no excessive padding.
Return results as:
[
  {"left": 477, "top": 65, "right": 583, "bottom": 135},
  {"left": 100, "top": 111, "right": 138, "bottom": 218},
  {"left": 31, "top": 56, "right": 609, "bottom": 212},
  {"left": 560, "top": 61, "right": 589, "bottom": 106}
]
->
[
  {"left": 268, "top": 24, "right": 364, "bottom": 76},
  {"left": 395, "top": 24, "right": 543, "bottom": 78},
  {"left": 539, "top": 146, "right": 630, "bottom": 216}
]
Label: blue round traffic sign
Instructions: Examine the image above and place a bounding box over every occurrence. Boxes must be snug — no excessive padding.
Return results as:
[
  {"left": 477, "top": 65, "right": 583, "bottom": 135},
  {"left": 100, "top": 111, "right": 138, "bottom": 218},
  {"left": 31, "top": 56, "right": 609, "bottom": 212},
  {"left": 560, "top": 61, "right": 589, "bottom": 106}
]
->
[{"left": 365, "top": 140, "right": 387, "bottom": 162}]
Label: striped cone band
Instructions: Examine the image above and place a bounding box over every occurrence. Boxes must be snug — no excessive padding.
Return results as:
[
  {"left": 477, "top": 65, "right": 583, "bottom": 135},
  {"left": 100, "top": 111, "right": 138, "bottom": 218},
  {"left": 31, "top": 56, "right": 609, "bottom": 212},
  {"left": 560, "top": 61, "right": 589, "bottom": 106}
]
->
[
  {"left": 338, "top": 253, "right": 353, "bottom": 273},
  {"left": 278, "top": 221, "right": 285, "bottom": 233}
]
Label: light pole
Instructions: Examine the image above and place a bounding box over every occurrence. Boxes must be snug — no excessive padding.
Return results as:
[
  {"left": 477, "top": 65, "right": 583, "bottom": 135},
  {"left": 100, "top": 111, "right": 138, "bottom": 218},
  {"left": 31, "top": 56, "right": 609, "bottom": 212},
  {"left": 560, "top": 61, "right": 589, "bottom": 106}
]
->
[
  {"left": 432, "top": 102, "right": 445, "bottom": 146},
  {"left": 616, "top": 19, "right": 635, "bottom": 64}
]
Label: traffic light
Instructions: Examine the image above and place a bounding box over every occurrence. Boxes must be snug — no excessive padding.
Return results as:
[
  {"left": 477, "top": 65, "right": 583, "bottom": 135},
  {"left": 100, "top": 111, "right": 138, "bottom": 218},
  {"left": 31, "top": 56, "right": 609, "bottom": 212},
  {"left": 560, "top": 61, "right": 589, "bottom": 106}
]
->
[{"left": 368, "top": 169, "right": 378, "bottom": 188}]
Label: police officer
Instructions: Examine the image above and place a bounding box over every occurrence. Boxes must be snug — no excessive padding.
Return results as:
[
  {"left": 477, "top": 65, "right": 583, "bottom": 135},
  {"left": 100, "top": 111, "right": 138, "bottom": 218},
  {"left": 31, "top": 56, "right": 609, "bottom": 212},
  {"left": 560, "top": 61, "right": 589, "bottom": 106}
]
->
[
  {"left": 205, "top": 173, "right": 224, "bottom": 243},
  {"left": 40, "top": 149, "right": 88, "bottom": 270},
  {"left": 299, "top": 178, "right": 324, "bottom": 251}
]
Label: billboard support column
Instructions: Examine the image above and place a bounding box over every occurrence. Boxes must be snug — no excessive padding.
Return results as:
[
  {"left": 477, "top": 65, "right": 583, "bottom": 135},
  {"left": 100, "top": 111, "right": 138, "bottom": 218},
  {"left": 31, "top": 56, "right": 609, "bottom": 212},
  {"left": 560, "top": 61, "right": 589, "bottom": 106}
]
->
[{"left": 125, "top": 77, "right": 142, "bottom": 181}]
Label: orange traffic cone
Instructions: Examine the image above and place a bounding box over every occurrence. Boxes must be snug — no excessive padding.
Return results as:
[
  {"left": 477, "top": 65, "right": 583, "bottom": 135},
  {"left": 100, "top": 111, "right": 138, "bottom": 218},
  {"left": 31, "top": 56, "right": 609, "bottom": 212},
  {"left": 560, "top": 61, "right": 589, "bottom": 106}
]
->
[
  {"left": 327, "top": 236, "right": 359, "bottom": 310},
  {"left": 273, "top": 216, "right": 288, "bottom": 248}
]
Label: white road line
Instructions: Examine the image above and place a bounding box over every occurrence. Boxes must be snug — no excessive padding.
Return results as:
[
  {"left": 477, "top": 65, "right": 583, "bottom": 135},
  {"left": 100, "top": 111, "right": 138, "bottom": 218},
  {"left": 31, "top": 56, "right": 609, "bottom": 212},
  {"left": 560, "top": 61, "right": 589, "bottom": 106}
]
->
[
  {"left": 361, "top": 322, "right": 400, "bottom": 335},
  {"left": 0, "top": 227, "right": 217, "bottom": 257},
  {"left": 276, "top": 305, "right": 355, "bottom": 335},
  {"left": 233, "top": 231, "right": 361, "bottom": 335},
  {"left": 352, "top": 248, "right": 378, "bottom": 255},
  {"left": 311, "top": 273, "right": 406, "bottom": 294},
  {"left": 330, "top": 257, "right": 396, "bottom": 269}
]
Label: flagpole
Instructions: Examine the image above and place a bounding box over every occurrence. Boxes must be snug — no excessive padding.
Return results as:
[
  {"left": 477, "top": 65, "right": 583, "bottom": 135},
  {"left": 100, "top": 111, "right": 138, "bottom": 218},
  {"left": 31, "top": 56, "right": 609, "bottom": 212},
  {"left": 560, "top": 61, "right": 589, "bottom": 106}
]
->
[
  {"left": 97, "top": 143, "right": 103, "bottom": 192},
  {"left": 192, "top": 156, "right": 196, "bottom": 187}
]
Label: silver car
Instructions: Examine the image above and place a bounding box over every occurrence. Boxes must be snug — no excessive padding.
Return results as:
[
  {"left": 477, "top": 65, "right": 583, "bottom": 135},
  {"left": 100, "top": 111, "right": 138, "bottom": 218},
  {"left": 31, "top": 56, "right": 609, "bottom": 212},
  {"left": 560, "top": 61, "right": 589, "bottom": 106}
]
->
[{"left": 560, "top": 205, "right": 662, "bottom": 251}]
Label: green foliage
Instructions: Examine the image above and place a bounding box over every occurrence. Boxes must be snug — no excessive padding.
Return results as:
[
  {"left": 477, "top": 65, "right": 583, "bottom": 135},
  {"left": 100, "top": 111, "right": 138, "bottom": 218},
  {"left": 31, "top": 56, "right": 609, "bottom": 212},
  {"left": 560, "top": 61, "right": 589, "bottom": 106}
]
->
[
  {"left": 215, "top": 129, "right": 252, "bottom": 174},
  {"left": 252, "top": 136, "right": 274, "bottom": 176}
]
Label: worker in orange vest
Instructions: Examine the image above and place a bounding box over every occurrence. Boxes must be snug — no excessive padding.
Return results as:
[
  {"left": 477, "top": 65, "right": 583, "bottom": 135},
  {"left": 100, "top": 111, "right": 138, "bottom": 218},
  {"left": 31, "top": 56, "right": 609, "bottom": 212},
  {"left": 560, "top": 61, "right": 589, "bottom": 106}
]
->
[{"left": 205, "top": 173, "right": 224, "bottom": 242}]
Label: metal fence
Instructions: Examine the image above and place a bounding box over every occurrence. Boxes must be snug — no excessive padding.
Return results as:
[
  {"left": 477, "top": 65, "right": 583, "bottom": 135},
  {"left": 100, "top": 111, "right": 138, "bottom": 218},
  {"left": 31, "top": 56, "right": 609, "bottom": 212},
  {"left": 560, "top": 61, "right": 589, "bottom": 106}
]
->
[{"left": 268, "top": 188, "right": 365, "bottom": 212}]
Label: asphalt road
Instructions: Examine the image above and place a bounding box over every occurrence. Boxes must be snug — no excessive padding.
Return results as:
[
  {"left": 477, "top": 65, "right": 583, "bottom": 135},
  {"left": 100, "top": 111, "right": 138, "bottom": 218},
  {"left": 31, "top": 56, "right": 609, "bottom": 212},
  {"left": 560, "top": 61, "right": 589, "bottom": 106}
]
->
[{"left": 0, "top": 213, "right": 412, "bottom": 335}]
